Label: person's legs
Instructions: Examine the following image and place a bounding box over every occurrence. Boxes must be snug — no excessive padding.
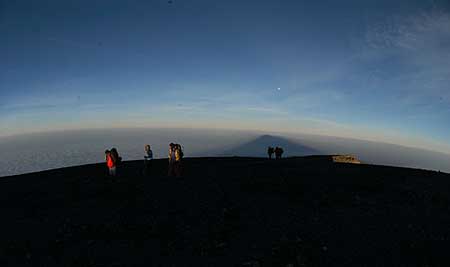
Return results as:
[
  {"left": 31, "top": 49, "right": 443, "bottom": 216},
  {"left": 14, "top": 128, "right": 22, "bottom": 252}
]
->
[
  {"left": 110, "top": 167, "right": 117, "bottom": 176},
  {"left": 144, "top": 160, "right": 151, "bottom": 176},
  {"left": 147, "top": 160, "right": 152, "bottom": 176},
  {"left": 175, "top": 162, "right": 182, "bottom": 177},
  {"left": 178, "top": 163, "right": 181, "bottom": 177},
  {"left": 168, "top": 162, "right": 174, "bottom": 177}
]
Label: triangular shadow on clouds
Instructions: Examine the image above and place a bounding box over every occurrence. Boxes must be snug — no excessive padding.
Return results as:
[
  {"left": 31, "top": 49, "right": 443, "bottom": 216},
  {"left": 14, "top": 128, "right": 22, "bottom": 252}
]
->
[{"left": 221, "top": 135, "right": 321, "bottom": 157}]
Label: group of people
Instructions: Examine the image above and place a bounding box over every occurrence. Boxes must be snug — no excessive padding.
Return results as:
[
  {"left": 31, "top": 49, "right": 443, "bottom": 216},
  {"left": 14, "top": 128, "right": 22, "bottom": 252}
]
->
[
  {"left": 104, "top": 143, "right": 184, "bottom": 178},
  {"left": 106, "top": 143, "right": 286, "bottom": 177},
  {"left": 104, "top": 148, "right": 122, "bottom": 176},
  {"left": 267, "top": 146, "right": 284, "bottom": 159}
]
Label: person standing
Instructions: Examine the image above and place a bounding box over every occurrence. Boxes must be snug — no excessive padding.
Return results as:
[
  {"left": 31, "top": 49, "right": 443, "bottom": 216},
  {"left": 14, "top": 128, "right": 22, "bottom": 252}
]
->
[
  {"left": 274, "top": 147, "right": 280, "bottom": 159},
  {"left": 275, "top": 147, "right": 284, "bottom": 159},
  {"left": 110, "top": 148, "right": 121, "bottom": 176},
  {"left": 267, "top": 146, "right": 274, "bottom": 159},
  {"left": 105, "top": 150, "right": 116, "bottom": 176},
  {"left": 110, "top": 148, "right": 122, "bottom": 164},
  {"left": 144, "top": 144, "right": 153, "bottom": 175},
  {"left": 168, "top": 143, "right": 176, "bottom": 176},
  {"left": 174, "top": 144, "right": 184, "bottom": 177}
]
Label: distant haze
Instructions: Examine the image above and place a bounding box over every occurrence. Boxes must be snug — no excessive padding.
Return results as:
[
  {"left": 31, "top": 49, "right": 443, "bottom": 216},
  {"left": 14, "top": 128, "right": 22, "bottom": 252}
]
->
[{"left": 1, "top": 128, "right": 449, "bottom": 177}]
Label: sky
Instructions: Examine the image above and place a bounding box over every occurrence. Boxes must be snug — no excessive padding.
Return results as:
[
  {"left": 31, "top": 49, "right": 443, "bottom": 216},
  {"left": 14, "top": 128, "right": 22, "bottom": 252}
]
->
[{"left": 1, "top": 0, "right": 450, "bottom": 153}]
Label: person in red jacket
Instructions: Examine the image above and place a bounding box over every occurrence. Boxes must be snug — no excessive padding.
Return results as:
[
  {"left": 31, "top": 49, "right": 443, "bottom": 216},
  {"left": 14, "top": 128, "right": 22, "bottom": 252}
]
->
[{"left": 105, "top": 150, "right": 116, "bottom": 176}]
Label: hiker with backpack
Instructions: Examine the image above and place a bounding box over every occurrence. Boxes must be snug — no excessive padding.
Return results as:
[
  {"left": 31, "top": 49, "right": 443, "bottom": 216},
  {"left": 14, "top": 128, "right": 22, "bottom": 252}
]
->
[
  {"left": 105, "top": 149, "right": 116, "bottom": 176},
  {"left": 174, "top": 144, "right": 184, "bottom": 177},
  {"left": 110, "top": 148, "right": 122, "bottom": 175},
  {"left": 144, "top": 144, "right": 153, "bottom": 176},
  {"left": 274, "top": 147, "right": 284, "bottom": 159}
]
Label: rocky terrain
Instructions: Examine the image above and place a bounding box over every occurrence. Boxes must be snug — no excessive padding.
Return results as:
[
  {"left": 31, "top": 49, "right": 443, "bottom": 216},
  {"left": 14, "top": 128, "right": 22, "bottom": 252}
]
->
[{"left": 1, "top": 156, "right": 450, "bottom": 266}]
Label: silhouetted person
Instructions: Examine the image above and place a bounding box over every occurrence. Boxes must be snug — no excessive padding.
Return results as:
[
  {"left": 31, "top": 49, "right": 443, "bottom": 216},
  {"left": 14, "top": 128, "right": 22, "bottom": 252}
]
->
[
  {"left": 144, "top": 144, "right": 153, "bottom": 175},
  {"left": 274, "top": 147, "right": 284, "bottom": 159},
  {"left": 168, "top": 143, "right": 176, "bottom": 176},
  {"left": 105, "top": 150, "right": 116, "bottom": 176},
  {"left": 267, "top": 146, "right": 274, "bottom": 159}
]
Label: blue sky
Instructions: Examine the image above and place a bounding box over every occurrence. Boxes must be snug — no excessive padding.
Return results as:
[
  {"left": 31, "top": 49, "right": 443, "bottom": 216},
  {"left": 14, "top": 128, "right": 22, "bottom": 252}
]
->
[{"left": 1, "top": 0, "right": 450, "bottom": 152}]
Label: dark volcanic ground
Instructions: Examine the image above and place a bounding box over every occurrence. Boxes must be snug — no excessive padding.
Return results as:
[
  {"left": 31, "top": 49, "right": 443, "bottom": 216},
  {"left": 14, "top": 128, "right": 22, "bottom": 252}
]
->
[{"left": 1, "top": 156, "right": 450, "bottom": 266}]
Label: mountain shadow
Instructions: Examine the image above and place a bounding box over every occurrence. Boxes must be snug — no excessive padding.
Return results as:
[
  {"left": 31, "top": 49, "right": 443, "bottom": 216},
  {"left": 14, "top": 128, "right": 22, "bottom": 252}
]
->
[{"left": 222, "top": 135, "right": 321, "bottom": 157}]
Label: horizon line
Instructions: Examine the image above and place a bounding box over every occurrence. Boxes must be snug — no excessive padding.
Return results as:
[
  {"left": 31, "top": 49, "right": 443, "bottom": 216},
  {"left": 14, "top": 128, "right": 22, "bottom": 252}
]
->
[{"left": 1, "top": 126, "right": 450, "bottom": 157}]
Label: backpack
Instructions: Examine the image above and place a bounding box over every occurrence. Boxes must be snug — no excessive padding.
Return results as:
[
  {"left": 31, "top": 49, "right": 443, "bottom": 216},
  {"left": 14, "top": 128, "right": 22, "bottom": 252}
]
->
[
  {"left": 179, "top": 147, "right": 184, "bottom": 159},
  {"left": 111, "top": 149, "right": 121, "bottom": 165},
  {"left": 175, "top": 145, "right": 183, "bottom": 161}
]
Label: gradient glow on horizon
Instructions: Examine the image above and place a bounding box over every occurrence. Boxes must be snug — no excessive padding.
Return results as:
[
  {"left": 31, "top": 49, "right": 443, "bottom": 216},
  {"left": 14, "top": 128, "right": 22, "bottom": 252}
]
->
[{"left": 1, "top": 0, "right": 450, "bottom": 153}]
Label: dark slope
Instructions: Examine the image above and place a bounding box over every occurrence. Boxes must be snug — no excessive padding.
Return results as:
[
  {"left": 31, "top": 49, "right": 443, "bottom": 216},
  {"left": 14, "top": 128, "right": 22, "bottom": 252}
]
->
[
  {"left": 222, "top": 135, "right": 320, "bottom": 157},
  {"left": 1, "top": 157, "right": 450, "bottom": 266}
]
